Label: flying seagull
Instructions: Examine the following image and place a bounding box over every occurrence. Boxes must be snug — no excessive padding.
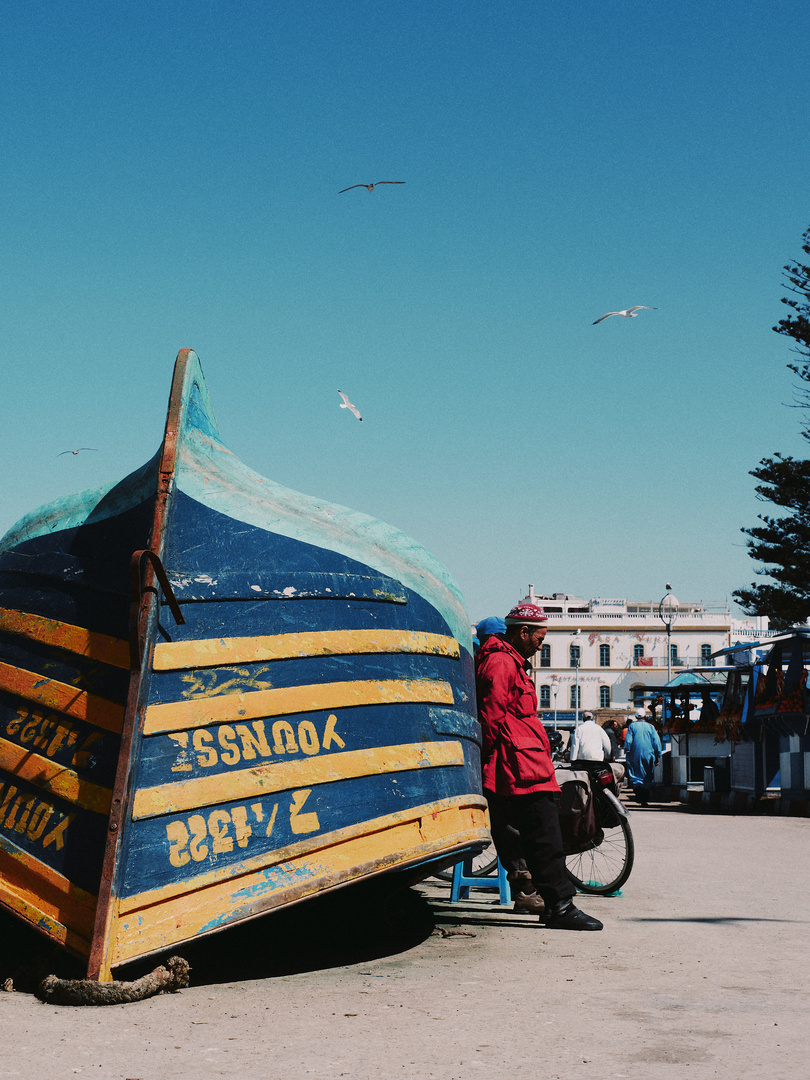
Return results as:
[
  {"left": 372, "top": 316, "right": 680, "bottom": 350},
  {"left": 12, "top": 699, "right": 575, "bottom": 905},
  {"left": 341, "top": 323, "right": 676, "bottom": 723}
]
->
[
  {"left": 57, "top": 448, "right": 98, "bottom": 457},
  {"left": 338, "top": 181, "right": 405, "bottom": 193},
  {"left": 338, "top": 391, "right": 362, "bottom": 421},
  {"left": 593, "top": 306, "right": 657, "bottom": 325}
]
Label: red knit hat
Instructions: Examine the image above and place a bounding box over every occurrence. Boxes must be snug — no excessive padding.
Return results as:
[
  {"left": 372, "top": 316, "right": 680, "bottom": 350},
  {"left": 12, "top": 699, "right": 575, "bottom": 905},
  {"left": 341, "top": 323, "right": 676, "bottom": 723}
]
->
[{"left": 504, "top": 603, "right": 548, "bottom": 626}]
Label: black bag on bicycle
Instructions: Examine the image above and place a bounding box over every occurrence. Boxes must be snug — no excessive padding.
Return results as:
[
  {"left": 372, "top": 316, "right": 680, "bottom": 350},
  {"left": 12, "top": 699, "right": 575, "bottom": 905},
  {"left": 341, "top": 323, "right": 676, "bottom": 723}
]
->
[{"left": 558, "top": 777, "right": 601, "bottom": 855}]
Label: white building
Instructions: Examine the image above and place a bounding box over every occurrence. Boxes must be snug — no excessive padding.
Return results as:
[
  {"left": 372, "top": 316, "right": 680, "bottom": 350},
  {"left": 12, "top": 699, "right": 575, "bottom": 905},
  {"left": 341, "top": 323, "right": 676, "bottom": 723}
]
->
[{"left": 514, "top": 586, "right": 772, "bottom": 721}]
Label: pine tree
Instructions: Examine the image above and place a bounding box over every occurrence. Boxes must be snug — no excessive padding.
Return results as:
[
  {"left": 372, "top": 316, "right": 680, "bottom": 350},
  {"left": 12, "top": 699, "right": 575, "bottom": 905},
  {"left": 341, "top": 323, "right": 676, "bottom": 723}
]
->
[
  {"left": 774, "top": 225, "right": 810, "bottom": 392},
  {"left": 733, "top": 227, "right": 810, "bottom": 629}
]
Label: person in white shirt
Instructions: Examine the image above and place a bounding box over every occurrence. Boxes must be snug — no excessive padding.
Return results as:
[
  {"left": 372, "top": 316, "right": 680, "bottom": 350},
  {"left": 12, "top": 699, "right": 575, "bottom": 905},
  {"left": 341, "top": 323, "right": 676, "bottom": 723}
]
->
[{"left": 568, "top": 713, "right": 612, "bottom": 763}]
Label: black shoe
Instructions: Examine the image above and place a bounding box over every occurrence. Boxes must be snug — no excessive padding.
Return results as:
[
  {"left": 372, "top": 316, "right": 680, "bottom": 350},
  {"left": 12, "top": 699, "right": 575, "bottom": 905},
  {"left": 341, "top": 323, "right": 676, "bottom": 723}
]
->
[{"left": 545, "top": 903, "right": 603, "bottom": 931}]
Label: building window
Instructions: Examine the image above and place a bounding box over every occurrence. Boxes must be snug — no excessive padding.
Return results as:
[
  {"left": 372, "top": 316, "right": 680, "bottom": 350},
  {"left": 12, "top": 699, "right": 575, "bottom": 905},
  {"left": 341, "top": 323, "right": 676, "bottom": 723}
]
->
[
  {"left": 599, "top": 643, "right": 611, "bottom": 667},
  {"left": 631, "top": 684, "right": 645, "bottom": 708},
  {"left": 700, "top": 644, "right": 714, "bottom": 667},
  {"left": 539, "top": 643, "right": 551, "bottom": 668},
  {"left": 599, "top": 685, "right": 611, "bottom": 708},
  {"left": 671, "top": 643, "right": 680, "bottom": 666},
  {"left": 569, "top": 644, "right": 580, "bottom": 668},
  {"left": 633, "top": 644, "right": 644, "bottom": 664},
  {"left": 539, "top": 684, "right": 551, "bottom": 708},
  {"left": 570, "top": 685, "right": 581, "bottom": 709}
]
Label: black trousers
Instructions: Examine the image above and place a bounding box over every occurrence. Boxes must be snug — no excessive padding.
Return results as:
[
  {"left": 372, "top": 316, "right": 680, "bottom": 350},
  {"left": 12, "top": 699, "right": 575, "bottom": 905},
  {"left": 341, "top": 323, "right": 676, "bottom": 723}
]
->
[{"left": 486, "top": 789, "right": 576, "bottom": 909}]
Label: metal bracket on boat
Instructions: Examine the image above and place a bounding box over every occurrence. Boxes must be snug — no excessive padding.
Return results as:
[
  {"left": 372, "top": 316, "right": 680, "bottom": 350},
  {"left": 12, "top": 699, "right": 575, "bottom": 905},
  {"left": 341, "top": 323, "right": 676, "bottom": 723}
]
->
[{"left": 129, "top": 549, "right": 186, "bottom": 669}]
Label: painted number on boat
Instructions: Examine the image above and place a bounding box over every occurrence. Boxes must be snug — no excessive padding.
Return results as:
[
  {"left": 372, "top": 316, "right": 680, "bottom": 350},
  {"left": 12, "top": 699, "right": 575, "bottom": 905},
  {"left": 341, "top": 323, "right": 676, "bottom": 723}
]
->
[
  {"left": 4, "top": 705, "right": 107, "bottom": 768},
  {"left": 164, "top": 788, "right": 320, "bottom": 868}
]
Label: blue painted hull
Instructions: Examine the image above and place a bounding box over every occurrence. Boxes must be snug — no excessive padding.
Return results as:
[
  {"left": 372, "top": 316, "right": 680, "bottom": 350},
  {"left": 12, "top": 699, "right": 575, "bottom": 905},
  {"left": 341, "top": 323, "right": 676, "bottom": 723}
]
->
[{"left": 0, "top": 350, "right": 486, "bottom": 978}]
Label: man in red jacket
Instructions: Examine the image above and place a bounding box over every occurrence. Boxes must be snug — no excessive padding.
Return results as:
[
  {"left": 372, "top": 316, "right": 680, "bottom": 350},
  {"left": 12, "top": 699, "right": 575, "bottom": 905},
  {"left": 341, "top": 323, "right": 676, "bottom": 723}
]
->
[{"left": 476, "top": 603, "right": 603, "bottom": 931}]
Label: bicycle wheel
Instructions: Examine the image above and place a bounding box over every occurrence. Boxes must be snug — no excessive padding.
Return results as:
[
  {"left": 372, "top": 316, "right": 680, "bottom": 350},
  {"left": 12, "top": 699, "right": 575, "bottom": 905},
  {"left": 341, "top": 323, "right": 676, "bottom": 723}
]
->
[
  {"left": 565, "top": 815, "right": 634, "bottom": 895},
  {"left": 433, "top": 842, "right": 499, "bottom": 882}
]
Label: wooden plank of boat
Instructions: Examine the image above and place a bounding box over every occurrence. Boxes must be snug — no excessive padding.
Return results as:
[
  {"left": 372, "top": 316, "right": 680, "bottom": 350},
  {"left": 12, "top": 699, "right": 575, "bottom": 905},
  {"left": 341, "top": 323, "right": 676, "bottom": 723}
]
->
[{"left": 0, "top": 350, "right": 488, "bottom": 981}]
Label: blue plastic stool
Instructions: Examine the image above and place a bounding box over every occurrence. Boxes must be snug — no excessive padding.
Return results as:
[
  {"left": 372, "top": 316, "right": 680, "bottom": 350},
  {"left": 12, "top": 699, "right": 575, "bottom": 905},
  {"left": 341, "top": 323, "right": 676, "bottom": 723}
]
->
[{"left": 449, "top": 855, "right": 510, "bottom": 905}]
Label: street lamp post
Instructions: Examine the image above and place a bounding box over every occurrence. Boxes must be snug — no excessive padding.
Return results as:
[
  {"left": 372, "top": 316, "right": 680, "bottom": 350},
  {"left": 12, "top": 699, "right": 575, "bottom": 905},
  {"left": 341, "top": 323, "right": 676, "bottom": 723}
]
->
[
  {"left": 573, "top": 628, "right": 581, "bottom": 729},
  {"left": 659, "top": 585, "right": 678, "bottom": 685},
  {"left": 552, "top": 680, "right": 559, "bottom": 731}
]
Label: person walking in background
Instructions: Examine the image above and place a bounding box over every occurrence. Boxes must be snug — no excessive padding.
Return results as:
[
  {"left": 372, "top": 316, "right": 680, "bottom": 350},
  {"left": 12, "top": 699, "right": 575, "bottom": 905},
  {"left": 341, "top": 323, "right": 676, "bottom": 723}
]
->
[
  {"left": 568, "top": 711, "right": 611, "bottom": 764},
  {"left": 602, "top": 719, "right": 621, "bottom": 762},
  {"left": 624, "top": 710, "right": 662, "bottom": 806},
  {"left": 476, "top": 603, "right": 603, "bottom": 931}
]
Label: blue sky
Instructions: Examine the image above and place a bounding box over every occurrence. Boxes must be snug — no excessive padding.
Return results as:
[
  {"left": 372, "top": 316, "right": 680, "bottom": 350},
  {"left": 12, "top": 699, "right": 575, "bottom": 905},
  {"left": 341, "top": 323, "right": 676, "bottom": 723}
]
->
[{"left": 2, "top": 0, "right": 809, "bottom": 622}]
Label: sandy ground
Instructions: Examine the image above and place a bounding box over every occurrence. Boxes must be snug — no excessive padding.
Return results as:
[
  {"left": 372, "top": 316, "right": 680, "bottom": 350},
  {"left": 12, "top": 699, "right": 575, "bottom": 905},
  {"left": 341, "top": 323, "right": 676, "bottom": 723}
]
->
[{"left": 1, "top": 801, "right": 808, "bottom": 1080}]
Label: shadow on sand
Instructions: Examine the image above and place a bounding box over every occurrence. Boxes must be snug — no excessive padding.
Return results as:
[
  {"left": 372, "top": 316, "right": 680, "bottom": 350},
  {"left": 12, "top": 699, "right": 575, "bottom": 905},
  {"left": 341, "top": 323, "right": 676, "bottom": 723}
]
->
[
  {"left": 0, "top": 878, "right": 437, "bottom": 993},
  {"left": 623, "top": 799, "right": 689, "bottom": 814}
]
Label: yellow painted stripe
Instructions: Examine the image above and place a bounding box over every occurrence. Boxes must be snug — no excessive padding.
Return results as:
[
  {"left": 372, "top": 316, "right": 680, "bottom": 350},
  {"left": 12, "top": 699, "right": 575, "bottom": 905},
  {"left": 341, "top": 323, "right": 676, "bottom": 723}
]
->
[
  {"left": 0, "top": 839, "right": 96, "bottom": 954},
  {"left": 0, "top": 737, "right": 112, "bottom": 815},
  {"left": 131, "top": 739, "right": 464, "bottom": 819},
  {"left": 0, "top": 888, "right": 92, "bottom": 956},
  {"left": 0, "top": 606, "right": 130, "bottom": 669},
  {"left": 0, "top": 661, "right": 124, "bottom": 734},
  {"left": 143, "top": 677, "right": 454, "bottom": 736},
  {"left": 0, "top": 833, "right": 97, "bottom": 909},
  {"left": 152, "top": 628, "right": 460, "bottom": 672},
  {"left": 112, "top": 797, "right": 489, "bottom": 959}
]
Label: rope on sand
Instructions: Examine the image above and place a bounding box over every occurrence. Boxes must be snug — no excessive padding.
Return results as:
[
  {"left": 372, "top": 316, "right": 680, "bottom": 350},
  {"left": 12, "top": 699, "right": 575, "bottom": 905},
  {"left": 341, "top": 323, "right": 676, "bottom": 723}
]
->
[{"left": 34, "top": 956, "right": 190, "bottom": 1006}]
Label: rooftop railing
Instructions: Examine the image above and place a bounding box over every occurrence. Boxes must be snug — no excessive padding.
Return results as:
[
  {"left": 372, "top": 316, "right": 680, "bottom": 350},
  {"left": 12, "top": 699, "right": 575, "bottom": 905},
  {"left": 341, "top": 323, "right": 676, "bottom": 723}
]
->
[
  {"left": 540, "top": 612, "right": 755, "bottom": 625},
  {"left": 535, "top": 656, "right": 722, "bottom": 672}
]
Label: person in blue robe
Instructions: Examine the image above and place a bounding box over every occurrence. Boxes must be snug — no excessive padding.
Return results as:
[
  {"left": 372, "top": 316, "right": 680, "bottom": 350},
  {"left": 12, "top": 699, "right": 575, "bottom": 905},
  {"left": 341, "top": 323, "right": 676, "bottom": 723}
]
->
[{"left": 624, "top": 710, "right": 662, "bottom": 806}]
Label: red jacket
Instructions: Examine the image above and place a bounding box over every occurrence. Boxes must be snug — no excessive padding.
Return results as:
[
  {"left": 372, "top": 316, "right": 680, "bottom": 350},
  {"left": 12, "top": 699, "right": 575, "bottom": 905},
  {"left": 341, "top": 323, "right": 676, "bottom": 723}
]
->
[{"left": 475, "top": 635, "right": 560, "bottom": 796}]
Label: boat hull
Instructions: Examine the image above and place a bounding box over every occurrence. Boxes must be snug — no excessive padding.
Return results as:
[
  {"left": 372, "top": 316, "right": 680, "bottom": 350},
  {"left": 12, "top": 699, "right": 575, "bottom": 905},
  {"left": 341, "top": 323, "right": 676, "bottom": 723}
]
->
[{"left": 0, "top": 350, "right": 487, "bottom": 979}]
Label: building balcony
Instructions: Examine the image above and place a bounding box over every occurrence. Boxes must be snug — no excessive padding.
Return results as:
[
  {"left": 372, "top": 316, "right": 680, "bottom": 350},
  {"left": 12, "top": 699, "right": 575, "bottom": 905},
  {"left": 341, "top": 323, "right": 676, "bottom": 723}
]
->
[
  {"left": 540, "top": 612, "right": 765, "bottom": 629},
  {"left": 632, "top": 656, "right": 694, "bottom": 668}
]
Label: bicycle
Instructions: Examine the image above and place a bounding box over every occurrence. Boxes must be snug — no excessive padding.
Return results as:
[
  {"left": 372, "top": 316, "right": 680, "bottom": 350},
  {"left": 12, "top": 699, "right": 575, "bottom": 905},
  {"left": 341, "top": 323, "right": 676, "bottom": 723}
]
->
[{"left": 434, "top": 760, "right": 634, "bottom": 894}]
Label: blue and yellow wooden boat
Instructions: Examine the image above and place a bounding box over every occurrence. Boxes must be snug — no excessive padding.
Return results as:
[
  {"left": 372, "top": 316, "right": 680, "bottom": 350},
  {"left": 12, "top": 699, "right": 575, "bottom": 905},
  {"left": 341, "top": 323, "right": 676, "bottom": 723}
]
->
[{"left": 0, "top": 350, "right": 487, "bottom": 980}]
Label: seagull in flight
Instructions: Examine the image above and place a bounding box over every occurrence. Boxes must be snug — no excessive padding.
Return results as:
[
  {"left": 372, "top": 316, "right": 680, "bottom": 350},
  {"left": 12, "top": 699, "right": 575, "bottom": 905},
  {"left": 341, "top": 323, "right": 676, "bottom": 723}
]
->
[
  {"left": 57, "top": 448, "right": 98, "bottom": 457},
  {"left": 339, "top": 181, "right": 405, "bottom": 193},
  {"left": 593, "top": 306, "right": 657, "bottom": 325},
  {"left": 338, "top": 391, "right": 362, "bottom": 421}
]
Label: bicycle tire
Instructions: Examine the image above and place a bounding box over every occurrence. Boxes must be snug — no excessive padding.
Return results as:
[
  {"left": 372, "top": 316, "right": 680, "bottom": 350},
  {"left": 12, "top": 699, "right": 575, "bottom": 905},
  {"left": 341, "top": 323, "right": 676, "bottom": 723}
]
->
[
  {"left": 433, "top": 844, "right": 499, "bottom": 883},
  {"left": 565, "top": 814, "right": 634, "bottom": 895}
]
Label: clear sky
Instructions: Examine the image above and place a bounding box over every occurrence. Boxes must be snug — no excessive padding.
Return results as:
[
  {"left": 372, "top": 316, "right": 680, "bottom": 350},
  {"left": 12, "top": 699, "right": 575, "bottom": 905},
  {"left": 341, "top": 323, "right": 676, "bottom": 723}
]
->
[{"left": 2, "top": 0, "right": 809, "bottom": 623}]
